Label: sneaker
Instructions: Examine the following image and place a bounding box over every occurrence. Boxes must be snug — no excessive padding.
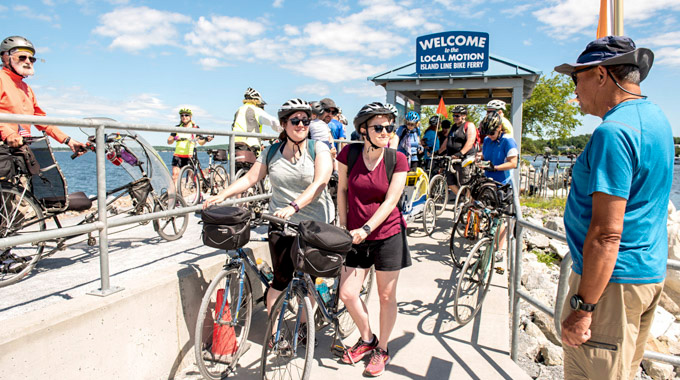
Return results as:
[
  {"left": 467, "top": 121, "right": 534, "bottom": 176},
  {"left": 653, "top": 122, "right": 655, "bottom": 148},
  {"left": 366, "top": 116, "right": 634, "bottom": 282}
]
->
[
  {"left": 341, "top": 334, "right": 378, "bottom": 364},
  {"left": 495, "top": 249, "right": 506, "bottom": 263},
  {"left": 364, "top": 347, "right": 390, "bottom": 377}
]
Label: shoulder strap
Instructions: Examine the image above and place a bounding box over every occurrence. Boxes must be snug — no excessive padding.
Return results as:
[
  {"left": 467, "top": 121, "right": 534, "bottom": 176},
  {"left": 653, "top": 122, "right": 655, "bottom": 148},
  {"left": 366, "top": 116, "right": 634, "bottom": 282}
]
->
[
  {"left": 266, "top": 141, "right": 282, "bottom": 170},
  {"left": 347, "top": 143, "right": 362, "bottom": 176},
  {"left": 307, "top": 139, "right": 316, "bottom": 161},
  {"left": 384, "top": 148, "right": 397, "bottom": 183}
]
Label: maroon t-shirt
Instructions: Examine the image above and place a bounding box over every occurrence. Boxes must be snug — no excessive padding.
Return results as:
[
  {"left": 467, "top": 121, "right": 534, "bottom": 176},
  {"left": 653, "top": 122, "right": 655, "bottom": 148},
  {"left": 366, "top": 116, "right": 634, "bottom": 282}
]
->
[{"left": 337, "top": 146, "right": 409, "bottom": 240}]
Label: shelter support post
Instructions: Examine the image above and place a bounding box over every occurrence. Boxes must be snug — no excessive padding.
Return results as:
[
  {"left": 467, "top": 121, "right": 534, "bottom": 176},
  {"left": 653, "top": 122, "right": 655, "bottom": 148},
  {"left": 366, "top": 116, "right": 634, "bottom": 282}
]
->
[
  {"left": 386, "top": 90, "right": 397, "bottom": 107},
  {"left": 511, "top": 83, "right": 524, "bottom": 186}
]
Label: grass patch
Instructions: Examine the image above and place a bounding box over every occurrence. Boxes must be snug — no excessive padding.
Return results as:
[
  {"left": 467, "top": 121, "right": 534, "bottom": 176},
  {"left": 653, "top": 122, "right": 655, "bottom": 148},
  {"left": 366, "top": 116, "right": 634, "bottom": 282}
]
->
[
  {"left": 520, "top": 196, "right": 566, "bottom": 211},
  {"left": 532, "top": 249, "right": 560, "bottom": 267}
]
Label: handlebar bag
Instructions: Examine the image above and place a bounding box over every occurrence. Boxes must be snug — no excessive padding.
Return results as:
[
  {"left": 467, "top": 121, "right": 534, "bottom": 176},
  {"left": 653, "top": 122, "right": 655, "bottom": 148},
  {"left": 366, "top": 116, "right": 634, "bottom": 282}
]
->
[
  {"left": 201, "top": 206, "right": 251, "bottom": 250},
  {"left": 214, "top": 149, "right": 228, "bottom": 162},
  {"left": 291, "top": 220, "right": 352, "bottom": 278}
]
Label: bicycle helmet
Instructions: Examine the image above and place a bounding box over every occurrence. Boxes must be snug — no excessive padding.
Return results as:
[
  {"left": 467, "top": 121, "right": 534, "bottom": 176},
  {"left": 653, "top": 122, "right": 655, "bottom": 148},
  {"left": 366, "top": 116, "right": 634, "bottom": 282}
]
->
[
  {"left": 278, "top": 98, "right": 312, "bottom": 120},
  {"left": 452, "top": 105, "right": 467, "bottom": 115},
  {"left": 385, "top": 103, "right": 398, "bottom": 118},
  {"left": 0, "top": 36, "right": 35, "bottom": 55},
  {"left": 353, "top": 102, "right": 394, "bottom": 133},
  {"left": 309, "top": 101, "right": 324, "bottom": 117},
  {"left": 478, "top": 111, "right": 503, "bottom": 135},
  {"left": 405, "top": 111, "right": 420, "bottom": 122},
  {"left": 429, "top": 115, "right": 440, "bottom": 128},
  {"left": 486, "top": 99, "right": 506, "bottom": 111},
  {"left": 441, "top": 119, "right": 452, "bottom": 129},
  {"left": 338, "top": 113, "right": 348, "bottom": 125},
  {"left": 244, "top": 87, "right": 265, "bottom": 105},
  {"left": 178, "top": 108, "right": 192, "bottom": 115}
]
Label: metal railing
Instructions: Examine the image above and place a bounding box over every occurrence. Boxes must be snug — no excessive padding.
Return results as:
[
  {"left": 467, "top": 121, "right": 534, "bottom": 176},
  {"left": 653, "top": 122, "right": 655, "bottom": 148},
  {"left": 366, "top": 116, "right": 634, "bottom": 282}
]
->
[
  {"left": 508, "top": 178, "right": 680, "bottom": 367},
  {"left": 0, "top": 113, "right": 286, "bottom": 295}
]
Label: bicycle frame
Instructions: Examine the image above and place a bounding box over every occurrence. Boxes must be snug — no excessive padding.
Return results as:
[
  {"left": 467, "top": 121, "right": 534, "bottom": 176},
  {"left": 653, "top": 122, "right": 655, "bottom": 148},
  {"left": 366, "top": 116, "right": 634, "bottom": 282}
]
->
[{"left": 217, "top": 247, "right": 272, "bottom": 324}]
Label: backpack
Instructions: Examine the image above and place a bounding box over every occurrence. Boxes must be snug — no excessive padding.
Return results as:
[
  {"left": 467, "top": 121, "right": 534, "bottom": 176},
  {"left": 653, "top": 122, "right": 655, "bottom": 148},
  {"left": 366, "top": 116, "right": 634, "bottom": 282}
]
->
[
  {"left": 265, "top": 140, "right": 317, "bottom": 171},
  {"left": 465, "top": 121, "right": 482, "bottom": 151},
  {"left": 346, "top": 143, "right": 397, "bottom": 183}
]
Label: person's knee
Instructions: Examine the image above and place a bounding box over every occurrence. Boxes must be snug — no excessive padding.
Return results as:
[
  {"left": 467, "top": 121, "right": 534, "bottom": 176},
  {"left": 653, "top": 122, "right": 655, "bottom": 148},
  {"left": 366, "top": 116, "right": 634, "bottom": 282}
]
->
[{"left": 339, "top": 285, "right": 358, "bottom": 303}]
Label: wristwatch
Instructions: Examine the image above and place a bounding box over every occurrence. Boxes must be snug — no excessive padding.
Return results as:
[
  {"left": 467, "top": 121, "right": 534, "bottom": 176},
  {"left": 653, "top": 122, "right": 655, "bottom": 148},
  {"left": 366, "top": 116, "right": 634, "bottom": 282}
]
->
[
  {"left": 63, "top": 137, "right": 71, "bottom": 145},
  {"left": 362, "top": 224, "right": 372, "bottom": 235},
  {"left": 570, "top": 294, "right": 597, "bottom": 312},
  {"left": 289, "top": 201, "right": 300, "bottom": 213}
]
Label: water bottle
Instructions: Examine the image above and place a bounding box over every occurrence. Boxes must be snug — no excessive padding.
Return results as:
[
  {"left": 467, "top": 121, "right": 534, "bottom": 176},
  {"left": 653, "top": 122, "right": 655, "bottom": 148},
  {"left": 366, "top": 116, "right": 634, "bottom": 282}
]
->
[
  {"left": 256, "top": 258, "right": 274, "bottom": 282},
  {"left": 316, "top": 278, "right": 331, "bottom": 304}
]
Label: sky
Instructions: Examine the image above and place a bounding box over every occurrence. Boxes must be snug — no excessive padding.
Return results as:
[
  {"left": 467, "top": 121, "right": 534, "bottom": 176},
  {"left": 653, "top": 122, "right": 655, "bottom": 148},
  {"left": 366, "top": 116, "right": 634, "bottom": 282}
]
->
[{"left": 2, "top": 0, "right": 680, "bottom": 145}]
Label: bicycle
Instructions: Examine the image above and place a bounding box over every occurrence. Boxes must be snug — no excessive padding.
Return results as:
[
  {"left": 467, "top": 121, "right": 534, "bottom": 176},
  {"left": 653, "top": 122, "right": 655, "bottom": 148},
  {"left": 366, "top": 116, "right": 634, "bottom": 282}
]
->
[
  {"left": 260, "top": 213, "right": 374, "bottom": 380},
  {"left": 176, "top": 136, "right": 229, "bottom": 206},
  {"left": 427, "top": 155, "right": 449, "bottom": 216},
  {"left": 453, "top": 197, "right": 513, "bottom": 326},
  {"left": 232, "top": 143, "right": 269, "bottom": 210},
  {"left": 401, "top": 167, "right": 437, "bottom": 236}
]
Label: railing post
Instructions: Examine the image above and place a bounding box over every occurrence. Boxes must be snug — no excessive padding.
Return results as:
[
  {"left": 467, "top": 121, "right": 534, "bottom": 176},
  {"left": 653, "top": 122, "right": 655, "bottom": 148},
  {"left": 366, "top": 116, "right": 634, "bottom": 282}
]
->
[
  {"left": 510, "top": 177, "right": 524, "bottom": 362},
  {"left": 88, "top": 125, "right": 123, "bottom": 296},
  {"left": 229, "top": 133, "right": 236, "bottom": 181}
]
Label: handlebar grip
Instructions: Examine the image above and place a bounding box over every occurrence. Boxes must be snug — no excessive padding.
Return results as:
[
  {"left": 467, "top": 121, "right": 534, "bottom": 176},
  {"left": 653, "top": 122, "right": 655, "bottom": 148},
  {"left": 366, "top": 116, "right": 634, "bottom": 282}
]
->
[{"left": 261, "top": 213, "right": 299, "bottom": 229}]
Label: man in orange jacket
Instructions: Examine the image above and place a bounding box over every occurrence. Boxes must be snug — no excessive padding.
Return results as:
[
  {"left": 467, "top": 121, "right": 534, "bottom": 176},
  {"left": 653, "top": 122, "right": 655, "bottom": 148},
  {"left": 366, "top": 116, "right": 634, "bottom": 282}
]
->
[{"left": 0, "top": 35, "right": 86, "bottom": 153}]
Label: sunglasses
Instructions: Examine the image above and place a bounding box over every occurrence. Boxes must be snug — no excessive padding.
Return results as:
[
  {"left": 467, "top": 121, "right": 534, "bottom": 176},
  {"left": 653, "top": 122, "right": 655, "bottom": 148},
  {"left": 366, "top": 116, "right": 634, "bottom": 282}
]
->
[
  {"left": 369, "top": 124, "right": 396, "bottom": 133},
  {"left": 289, "top": 117, "right": 311, "bottom": 126},
  {"left": 180, "top": 114, "right": 191, "bottom": 117},
  {"left": 323, "top": 108, "right": 339, "bottom": 116},
  {"left": 571, "top": 66, "right": 596, "bottom": 86},
  {"left": 15, "top": 55, "right": 37, "bottom": 63},
  {"left": 453, "top": 114, "right": 464, "bottom": 117}
]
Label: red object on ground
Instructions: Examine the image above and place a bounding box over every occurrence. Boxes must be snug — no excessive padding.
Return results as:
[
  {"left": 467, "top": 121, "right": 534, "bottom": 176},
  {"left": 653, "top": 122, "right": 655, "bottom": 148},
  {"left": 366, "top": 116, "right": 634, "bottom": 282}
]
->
[{"left": 212, "top": 289, "right": 237, "bottom": 355}]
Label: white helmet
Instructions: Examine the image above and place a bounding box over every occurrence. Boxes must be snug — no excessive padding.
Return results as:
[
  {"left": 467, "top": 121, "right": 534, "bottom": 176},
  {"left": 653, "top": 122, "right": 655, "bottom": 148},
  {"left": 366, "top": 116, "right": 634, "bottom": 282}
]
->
[
  {"left": 385, "top": 103, "right": 398, "bottom": 118},
  {"left": 244, "top": 87, "right": 265, "bottom": 105},
  {"left": 486, "top": 99, "right": 506, "bottom": 111}
]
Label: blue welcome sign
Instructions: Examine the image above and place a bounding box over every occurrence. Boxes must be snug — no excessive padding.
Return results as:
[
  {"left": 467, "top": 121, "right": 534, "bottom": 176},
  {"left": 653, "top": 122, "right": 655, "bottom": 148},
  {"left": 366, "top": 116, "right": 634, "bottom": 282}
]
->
[{"left": 416, "top": 31, "right": 490, "bottom": 74}]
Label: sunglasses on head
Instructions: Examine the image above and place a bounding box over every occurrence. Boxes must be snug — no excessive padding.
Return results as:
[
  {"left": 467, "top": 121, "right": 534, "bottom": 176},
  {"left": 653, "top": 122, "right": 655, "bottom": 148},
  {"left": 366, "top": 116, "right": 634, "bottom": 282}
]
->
[
  {"left": 570, "top": 66, "right": 596, "bottom": 86},
  {"left": 289, "top": 117, "right": 311, "bottom": 126},
  {"left": 324, "top": 108, "right": 339, "bottom": 116},
  {"left": 16, "top": 55, "right": 37, "bottom": 63},
  {"left": 369, "top": 124, "right": 396, "bottom": 133}
]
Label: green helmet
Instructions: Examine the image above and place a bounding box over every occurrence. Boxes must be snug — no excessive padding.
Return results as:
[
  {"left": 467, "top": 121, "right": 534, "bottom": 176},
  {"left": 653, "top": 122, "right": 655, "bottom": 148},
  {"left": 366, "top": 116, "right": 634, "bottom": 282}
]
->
[{"left": 178, "top": 108, "right": 192, "bottom": 115}]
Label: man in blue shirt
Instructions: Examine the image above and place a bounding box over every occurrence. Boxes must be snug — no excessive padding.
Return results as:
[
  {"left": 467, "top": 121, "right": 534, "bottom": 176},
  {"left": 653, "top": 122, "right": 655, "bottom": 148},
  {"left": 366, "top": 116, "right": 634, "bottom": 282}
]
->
[
  {"left": 555, "top": 36, "right": 672, "bottom": 380},
  {"left": 320, "top": 98, "right": 346, "bottom": 151}
]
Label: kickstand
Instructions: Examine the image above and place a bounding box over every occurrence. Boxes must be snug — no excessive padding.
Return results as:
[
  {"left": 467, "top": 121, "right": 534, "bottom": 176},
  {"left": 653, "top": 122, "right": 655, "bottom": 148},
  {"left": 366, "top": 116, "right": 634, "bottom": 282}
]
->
[{"left": 330, "top": 321, "right": 355, "bottom": 365}]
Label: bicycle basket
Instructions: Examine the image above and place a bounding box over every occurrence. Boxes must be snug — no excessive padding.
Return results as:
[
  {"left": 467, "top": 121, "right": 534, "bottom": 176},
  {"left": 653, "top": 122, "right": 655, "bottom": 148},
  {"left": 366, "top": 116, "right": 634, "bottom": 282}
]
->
[
  {"left": 213, "top": 149, "right": 228, "bottom": 162},
  {"left": 291, "top": 220, "right": 352, "bottom": 278},
  {"left": 28, "top": 136, "right": 69, "bottom": 212},
  {"left": 130, "top": 177, "right": 151, "bottom": 205},
  {"left": 201, "top": 206, "right": 251, "bottom": 250}
]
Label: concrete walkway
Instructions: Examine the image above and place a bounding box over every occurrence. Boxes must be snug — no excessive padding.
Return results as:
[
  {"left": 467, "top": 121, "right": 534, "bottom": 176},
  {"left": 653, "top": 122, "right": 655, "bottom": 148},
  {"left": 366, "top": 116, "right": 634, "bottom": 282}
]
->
[{"left": 0, "top": 206, "right": 530, "bottom": 379}]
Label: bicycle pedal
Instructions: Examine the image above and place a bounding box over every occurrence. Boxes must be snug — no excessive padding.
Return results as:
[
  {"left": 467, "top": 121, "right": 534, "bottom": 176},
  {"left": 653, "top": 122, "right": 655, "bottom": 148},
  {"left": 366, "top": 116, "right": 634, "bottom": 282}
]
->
[
  {"left": 331, "top": 344, "right": 346, "bottom": 357},
  {"left": 495, "top": 267, "right": 505, "bottom": 274}
]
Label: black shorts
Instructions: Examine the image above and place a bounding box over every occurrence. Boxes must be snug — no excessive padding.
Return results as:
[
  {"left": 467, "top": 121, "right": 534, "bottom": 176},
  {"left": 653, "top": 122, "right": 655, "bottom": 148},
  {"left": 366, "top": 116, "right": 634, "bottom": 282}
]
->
[
  {"left": 267, "top": 225, "right": 317, "bottom": 291},
  {"left": 345, "top": 226, "right": 411, "bottom": 271},
  {"left": 171, "top": 156, "right": 190, "bottom": 168},
  {"left": 446, "top": 162, "right": 472, "bottom": 187}
]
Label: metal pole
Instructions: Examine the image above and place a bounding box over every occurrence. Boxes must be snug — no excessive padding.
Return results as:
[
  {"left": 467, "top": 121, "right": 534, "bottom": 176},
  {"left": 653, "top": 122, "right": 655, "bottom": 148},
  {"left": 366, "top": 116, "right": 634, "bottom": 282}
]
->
[
  {"left": 88, "top": 125, "right": 123, "bottom": 296},
  {"left": 507, "top": 215, "right": 514, "bottom": 315},
  {"left": 613, "top": 0, "right": 624, "bottom": 36},
  {"left": 510, "top": 178, "right": 524, "bottom": 362},
  {"left": 229, "top": 134, "right": 236, "bottom": 181}
]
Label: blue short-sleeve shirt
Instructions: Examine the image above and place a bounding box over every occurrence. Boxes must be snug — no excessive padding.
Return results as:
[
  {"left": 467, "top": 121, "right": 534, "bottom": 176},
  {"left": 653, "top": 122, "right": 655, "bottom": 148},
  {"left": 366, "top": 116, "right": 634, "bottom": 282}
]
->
[
  {"left": 482, "top": 134, "right": 518, "bottom": 184},
  {"left": 564, "top": 99, "right": 673, "bottom": 284}
]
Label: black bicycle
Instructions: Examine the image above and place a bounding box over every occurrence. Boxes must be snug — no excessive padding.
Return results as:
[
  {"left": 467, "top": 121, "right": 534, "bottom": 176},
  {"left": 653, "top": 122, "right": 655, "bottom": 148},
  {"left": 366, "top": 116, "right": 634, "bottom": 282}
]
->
[{"left": 176, "top": 136, "right": 229, "bottom": 206}]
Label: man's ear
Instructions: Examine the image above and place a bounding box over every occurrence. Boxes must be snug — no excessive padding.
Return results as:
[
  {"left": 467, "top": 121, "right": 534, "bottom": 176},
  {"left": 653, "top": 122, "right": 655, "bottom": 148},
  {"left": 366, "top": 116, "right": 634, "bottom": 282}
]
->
[{"left": 596, "top": 66, "right": 608, "bottom": 87}]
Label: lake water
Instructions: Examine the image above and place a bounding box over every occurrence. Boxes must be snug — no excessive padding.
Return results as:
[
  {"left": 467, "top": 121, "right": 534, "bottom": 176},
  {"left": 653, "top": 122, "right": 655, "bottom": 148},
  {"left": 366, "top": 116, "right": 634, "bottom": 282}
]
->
[{"left": 56, "top": 152, "right": 680, "bottom": 208}]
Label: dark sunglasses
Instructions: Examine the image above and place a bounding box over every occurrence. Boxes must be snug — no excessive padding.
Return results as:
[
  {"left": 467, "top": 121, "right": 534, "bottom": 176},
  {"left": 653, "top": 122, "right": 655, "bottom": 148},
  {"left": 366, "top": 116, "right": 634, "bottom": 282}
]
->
[
  {"left": 16, "top": 55, "right": 37, "bottom": 63},
  {"left": 571, "top": 66, "right": 596, "bottom": 86},
  {"left": 324, "top": 108, "right": 339, "bottom": 116},
  {"left": 289, "top": 117, "right": 311, "bottom": 126},
  {"left": 453, "top": 114, "right": 464, "bottom": 117},
  {"left": 180, "top": 114, "right": 191, "bottom": 117},
  {"left": 369, "top": 124, "right": 396, "bottom": 133}
]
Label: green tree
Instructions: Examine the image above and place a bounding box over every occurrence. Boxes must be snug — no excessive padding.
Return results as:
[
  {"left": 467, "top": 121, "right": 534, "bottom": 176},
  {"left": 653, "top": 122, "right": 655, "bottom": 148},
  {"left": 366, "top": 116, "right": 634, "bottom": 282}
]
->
[{"left": 523, "top": 72, "right": 583, "bottom": 139}]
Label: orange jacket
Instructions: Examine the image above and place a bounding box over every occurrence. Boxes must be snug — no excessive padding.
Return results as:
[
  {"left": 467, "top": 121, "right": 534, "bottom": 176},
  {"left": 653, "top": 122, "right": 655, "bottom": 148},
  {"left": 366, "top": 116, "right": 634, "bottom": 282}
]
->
[{"left": 0, "top": 67, "right": 68, "bottom": 143}]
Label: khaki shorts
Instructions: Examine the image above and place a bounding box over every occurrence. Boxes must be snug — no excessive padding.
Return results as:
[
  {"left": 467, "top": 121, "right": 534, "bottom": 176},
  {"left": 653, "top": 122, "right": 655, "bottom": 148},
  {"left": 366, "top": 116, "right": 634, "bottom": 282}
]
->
[{"left": 561, "top": 272, "right": 663, "bottom": 380}]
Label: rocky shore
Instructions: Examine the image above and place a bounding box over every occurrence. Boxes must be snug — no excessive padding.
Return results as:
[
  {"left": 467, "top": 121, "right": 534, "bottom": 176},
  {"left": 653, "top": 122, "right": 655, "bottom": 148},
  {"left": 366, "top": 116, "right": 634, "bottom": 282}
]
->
[{"left": 514, "top": 203, "right": 680, "bottom": 380}]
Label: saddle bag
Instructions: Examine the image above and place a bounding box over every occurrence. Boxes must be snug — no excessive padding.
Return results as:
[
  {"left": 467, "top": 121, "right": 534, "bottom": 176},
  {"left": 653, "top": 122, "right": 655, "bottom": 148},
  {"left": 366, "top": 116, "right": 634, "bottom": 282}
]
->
[
  {"left": 0, "top": 144, "right": 15, "bottom": 180},
  {"left": 201, "top": 206, "right": 251, "bottom": 250},
  {"left": 291, "top": 220, "right": 352, "bottom": 278},
  {"left": 213, "top": 149, "right": 228, "bottom": 162}
]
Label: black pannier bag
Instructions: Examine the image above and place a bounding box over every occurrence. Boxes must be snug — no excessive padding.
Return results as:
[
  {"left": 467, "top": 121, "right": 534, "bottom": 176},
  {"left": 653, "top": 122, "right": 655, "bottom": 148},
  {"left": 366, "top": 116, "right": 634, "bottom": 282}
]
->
[
  {"left": 201, "top": 206, "right": 251, "bottom": 250},
  {"left": 0, "top": 144, "right": 15, "bottom": 181},
  {"left": 292, "top": 220, "right": 353, "bottom": 278},
  {"left": 213, "top": 149, "right": 228, "bottom": 162}
]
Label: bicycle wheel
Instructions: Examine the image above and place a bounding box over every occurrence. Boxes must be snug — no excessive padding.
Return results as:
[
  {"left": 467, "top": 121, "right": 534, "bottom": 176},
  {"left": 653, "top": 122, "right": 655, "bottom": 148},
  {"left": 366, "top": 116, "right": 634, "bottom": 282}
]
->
[
  {"left": 195, "top": 267, "right": 253, "bottom": 379},
  {"left": 209, "top": 165, "right": 229, "bottom": 196},
  {"left": 233, "top": 168, "right": 259, "bottom": 208},
  {"left": 153, "top": 194, "right": 189, "bottom": 241},
  {"left": 428, "top": 174, "right": 448, "bottom": 216},
  {"left": 449, "top": 204, "right": 480, "bottom": 269},
  {"left": 0, "top": 187, "right": 46, "bottom": 287},
  {"left": 422, "top": 198, "right": 437, "bottom": 236},
  {"left": 336, "top": 266, "right": 375, "bottom": 338},
  {"left": 454, "top": 237, "right": 495, "bottom": 326},
  {"left": 177, "top": 166, "right": 201, "bottom": 206},
  {"left": 261, "top": 286, "right": 314, "bottom": 380},
  {"left": 452, "top": 185, "right": 472, "bottom": 222}
]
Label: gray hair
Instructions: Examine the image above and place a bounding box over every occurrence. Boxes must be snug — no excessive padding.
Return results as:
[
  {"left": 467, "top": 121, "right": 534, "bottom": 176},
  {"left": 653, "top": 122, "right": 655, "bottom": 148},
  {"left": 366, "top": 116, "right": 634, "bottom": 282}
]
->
[{"left": 608, "top": 64, "right": 641, "bottom": 85}]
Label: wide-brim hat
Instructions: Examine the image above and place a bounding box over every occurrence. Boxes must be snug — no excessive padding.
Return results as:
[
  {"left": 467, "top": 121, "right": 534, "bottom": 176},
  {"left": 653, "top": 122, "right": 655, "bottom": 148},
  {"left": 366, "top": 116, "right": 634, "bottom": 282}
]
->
[{"left": 554, "top": 36, "right": 654, "bottom": 82}]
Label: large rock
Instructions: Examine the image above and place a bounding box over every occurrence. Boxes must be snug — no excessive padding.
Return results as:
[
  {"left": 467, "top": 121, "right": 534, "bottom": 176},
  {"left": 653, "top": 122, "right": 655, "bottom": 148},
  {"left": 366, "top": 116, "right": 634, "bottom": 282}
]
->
[
  {"left": 533, "top": 311, "right": 562, "bottom": 346},
  {"left": 524, "top": 270, "right": 551, "bottom": 292},
  {"left": 526, "top": 234, "right": 550, "bottom": 249},
  {"left": 666, "top": 203, "right": 680, "bottom": 294},
  {"left": 539, "top": 343, "right": 564, "bottom": 366},
  {"left": 524, "top": 321, "right": 548, "bottom": 341},
  {"left": 641, "top": 359, "right": 675, "bottom": 380},
  {"left": 658, "top": 291, "right": 680, "bottom": 316},
  {"left": 549, "top": 239, "right": 570, "bottom": 259},
  {"left": 646, "top": 335, "right": 671, "bottom": 355},
  {"left": 650, "top": 306, "right": 675, "bottom": 338},
  {"left": 544, "top": 217, "right": 566, "bottom": 236}
]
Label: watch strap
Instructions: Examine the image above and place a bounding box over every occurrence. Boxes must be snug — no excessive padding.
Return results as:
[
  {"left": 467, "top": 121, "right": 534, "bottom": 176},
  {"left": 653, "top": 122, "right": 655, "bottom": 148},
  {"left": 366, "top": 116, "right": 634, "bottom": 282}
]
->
[{"left": 289, "top": 201, "right": 300, "bottom": 213}]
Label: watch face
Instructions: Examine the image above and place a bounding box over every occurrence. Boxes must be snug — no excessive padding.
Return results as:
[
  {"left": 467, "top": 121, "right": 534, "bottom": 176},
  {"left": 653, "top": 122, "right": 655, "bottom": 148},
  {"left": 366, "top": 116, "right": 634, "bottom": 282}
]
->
[
  {"left": 570, "top": 295, "right": 579, "bottom": 310},
  {"left": 362, "top": 225, "right": 371, "bottom": 233}
]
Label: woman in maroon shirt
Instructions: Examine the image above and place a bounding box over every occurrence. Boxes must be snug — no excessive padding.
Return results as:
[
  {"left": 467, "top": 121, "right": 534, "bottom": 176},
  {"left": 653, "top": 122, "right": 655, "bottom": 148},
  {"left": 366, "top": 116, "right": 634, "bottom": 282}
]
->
[{"left": 336, "top": 102, "right": 411, "bottom": 377}]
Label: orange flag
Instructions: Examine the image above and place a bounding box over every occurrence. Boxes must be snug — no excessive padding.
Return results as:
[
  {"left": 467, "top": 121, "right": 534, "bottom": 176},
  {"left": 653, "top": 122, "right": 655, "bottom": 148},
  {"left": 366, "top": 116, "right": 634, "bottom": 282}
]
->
[{"left": 436, "top": 97, "right": 448, "bottom": 118}]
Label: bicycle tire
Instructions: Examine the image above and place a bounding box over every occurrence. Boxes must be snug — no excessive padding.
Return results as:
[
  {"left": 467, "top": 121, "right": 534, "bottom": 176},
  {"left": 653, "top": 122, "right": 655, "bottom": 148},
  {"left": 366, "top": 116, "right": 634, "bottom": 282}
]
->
[
  {"left": 422, "top": 198, "right": 437, "bottom": 236},
  {"left": 428, "top": 174, "right": 448, "bottom": 216},
  {"left": 452, "top": 185, "right": 472, "bottom": 222},
  {"left": 234, "top": 168, "right": 259, "bottom": 208},
  {"left": 195, "top": 267, "right": 253, "bottom": 379},
  {"left": 177, "top": 166, "right": 201, "bottom": 206},
  {"left": 336, "top": 266, "right": 374, "bottom": 338},
  {"left": 454, "top": 237, "right": 495, "bottom": 326},
  {"left": 261, "top": 286, "right": 314, "bottom": 380},
  {"left": 0, "top": 186, "right": 46, "bottom": 287},
  {"left": 153, "top": 194, "right": 189, "bottom": 241},
  {"left": 209, "top": 165, "right": 229, "bottom": 196},
  {"left": 449, "top": 204, "right": 480, "bottom": 269}
]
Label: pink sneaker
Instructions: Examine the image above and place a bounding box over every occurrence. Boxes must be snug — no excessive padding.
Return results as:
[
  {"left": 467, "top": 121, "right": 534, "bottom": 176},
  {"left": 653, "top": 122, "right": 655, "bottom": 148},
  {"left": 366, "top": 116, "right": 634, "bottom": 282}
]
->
[
  {"left": 341, "top": 334, "right": 378, "bottom": 364},
  {"left": 364, "top": 347, "right": 390, "bottom": 377}
]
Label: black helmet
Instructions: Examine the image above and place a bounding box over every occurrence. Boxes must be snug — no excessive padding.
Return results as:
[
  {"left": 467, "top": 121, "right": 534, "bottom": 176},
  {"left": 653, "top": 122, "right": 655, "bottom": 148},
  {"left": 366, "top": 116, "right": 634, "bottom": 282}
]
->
[
  {"left": 429, "top": 115, "right": 440, "bottom": 128},
  {"left": 309, "top": 101, "right": 324, "bottom": 117},
  {"left": 452, "top": 105, "right": 467, "bottom": 115},
  {"left": 479, "top": 111, "right": 503, "bottom": 135},
  {"left": 441, "top": 119, "right": 452, "bottom": 129},
  {"left": 278, "top": 98, "right": 312, "bottom": 120},
  {"left": 353, "top": 102, "right": 393, "bottom": 133}
]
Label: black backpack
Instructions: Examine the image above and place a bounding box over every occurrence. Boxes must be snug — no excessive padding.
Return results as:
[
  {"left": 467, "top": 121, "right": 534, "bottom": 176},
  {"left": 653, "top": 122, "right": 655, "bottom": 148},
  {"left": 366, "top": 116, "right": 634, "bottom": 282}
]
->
[{"left": 346, "top": 144, "right": 397, "bottom": 183}]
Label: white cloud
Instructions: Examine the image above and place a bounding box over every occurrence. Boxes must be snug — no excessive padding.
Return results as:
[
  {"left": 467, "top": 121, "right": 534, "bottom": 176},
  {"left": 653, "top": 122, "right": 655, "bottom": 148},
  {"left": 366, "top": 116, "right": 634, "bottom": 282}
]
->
[
  {"left": 273, "top": 0, "right": 284, "bottom": 8},
  {"left": 638, "top": 31, "right": 680, "bottom": 47},
  {"left": 342, "top": 83, "right": 386, "bottom": 98},
  {"left": 502, "top": 3, "right": 534, "bottom": 17},
  {"left": 283, "top": 25, "right": 300, "bottom": 36},
  {"left": 523, "top": 39, "right": 532, "bottom": 46},
  {"left": 283, "top": 57, "right": 386, "bottom": 83},
  {"left": 13, "top": 5, "right": 58, "bottom": 23},
  {"left": 198, "top": 57, "right": 229, "bottom": 69},
  {"left": 655, "top": 47, "right": 680, "bottom": 67},
  {"left": 94, "top": 6, "right": 191, "bottom": 51},
  {"left": 301, "top": 20, "right": 407, "bottom": 58},
  {"left": 184, "top": 15, "right": 267, "bottom": 59},
  {"left": 295, "top": 83, "right": 330, "bottom": 97},
  {"left": 0, "top": 5, "right": 7, "bottom": 12}
]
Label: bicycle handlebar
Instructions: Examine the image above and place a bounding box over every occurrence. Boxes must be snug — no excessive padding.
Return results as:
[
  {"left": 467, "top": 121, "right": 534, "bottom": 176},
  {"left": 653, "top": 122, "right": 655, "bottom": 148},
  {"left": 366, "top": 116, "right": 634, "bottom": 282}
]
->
[{"left": 258, "top": 212, "right": 299, "bottom": 229}]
